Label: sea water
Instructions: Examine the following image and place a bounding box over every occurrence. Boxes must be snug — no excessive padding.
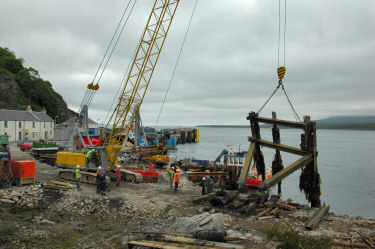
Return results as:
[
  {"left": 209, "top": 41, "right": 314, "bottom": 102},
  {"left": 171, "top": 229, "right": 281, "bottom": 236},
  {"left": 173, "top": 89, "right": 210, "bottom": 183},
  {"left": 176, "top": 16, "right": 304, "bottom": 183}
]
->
[{"left": 171, "top": 127, "right": 375, "bottom": 219}]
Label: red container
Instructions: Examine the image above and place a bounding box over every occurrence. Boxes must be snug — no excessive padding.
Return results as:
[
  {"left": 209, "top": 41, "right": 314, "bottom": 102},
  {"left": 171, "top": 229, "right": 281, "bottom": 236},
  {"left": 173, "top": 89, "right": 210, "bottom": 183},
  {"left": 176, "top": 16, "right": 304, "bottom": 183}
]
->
[{"left": 11, "top": 161, "right": 35, "bottom": 179}]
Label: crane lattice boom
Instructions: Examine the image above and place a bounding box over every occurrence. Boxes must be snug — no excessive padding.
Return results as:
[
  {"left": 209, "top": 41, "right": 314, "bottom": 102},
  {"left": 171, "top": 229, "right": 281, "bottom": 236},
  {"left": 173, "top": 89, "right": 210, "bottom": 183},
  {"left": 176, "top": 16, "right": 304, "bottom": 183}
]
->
[{"left": 102, "top": 0, "right": 180, "bottom": 169}]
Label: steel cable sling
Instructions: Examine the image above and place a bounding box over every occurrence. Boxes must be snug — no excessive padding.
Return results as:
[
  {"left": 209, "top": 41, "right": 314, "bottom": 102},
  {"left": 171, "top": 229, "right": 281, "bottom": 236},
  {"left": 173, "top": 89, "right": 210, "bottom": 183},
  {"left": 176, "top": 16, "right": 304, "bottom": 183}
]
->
[{"left": 257, "top": 0, "right": 301, "bottom": 122}]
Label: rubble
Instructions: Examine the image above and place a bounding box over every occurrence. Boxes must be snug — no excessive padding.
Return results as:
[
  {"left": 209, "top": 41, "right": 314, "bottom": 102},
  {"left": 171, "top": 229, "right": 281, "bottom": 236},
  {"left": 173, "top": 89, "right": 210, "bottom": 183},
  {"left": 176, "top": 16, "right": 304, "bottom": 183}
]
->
[
  {"left": 0, "top": 143, "right": 373, "bottom": 248},
  {"left": 0, "top": 185, "right": 43, "bottom": 208}
]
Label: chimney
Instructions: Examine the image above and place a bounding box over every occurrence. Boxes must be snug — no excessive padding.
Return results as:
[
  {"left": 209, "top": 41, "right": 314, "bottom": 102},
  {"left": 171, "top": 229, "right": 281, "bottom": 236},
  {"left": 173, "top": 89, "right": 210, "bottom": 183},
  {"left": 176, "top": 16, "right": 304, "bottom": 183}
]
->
[
  {"left": 26, "top": 106, "right": 32, "bottom": 112},
  {"left": 41, "top": 107, "right": 47, "bottom": 114}
]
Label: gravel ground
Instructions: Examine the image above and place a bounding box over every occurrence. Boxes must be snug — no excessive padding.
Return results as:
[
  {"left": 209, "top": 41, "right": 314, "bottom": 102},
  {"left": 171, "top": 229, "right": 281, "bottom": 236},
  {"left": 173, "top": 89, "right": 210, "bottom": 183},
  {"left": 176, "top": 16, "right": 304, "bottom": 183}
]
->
[{"left": 0, "top": 143, "right": 374, "bottom": 248}]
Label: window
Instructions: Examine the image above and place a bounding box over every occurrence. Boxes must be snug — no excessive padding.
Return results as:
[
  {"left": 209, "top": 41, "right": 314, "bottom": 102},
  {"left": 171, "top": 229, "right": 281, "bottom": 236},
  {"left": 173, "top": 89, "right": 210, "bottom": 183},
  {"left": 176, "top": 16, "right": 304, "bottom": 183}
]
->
[
  {"left": 44, "top": 122, "right": 46, "bottom": 128},
  {"left": 19, "top": 121, "right": 22, "bottom": 128},
  {"left": 239, "top": 158, "right": 244, "bottom": 164},
  {"left": 4, "top": 121, "right": 7, "bottom": 128},
  {"left": 32, "top": 122, "right": 35, "bottom": 128},
  {"left": 32, "top": 132, "right": 35, "bottom": 138},
  {"left": 51, "top": 122, "right": 52, "bottom": 128}
]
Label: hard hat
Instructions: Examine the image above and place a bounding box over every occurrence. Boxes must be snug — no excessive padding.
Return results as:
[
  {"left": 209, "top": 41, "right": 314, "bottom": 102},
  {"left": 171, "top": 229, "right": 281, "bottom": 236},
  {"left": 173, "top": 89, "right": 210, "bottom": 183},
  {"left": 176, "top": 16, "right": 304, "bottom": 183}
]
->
[
  {"left": 176, "top": 169, "right": 180, "bottom": 172},
  {"left": 76, "top": 165, "right": 80, "bottom": 168},
  {"left": 172, "top": 166, "right": 175, "bottom": 169},
  {"left": 98, "top": 166, "right": 102, "bottom": 170},
  {"left": 202, "top": 177, "right": 206, "bottom": 180}
]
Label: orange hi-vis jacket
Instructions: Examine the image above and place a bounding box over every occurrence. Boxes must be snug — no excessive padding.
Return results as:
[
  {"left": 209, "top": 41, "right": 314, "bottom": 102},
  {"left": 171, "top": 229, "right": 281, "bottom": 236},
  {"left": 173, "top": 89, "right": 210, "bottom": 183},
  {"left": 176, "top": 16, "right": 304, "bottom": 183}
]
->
[{"left": 174, "top": 172, "right": 180, "bottom": 183}]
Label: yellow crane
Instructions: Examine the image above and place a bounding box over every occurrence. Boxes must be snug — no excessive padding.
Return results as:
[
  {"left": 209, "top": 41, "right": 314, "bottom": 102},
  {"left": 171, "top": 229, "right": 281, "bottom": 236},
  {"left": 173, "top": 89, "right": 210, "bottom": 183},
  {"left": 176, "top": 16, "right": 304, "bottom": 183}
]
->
[
  {"left": 57, "top": 0, "right": 180, "bottom": 182},
  {"left": 100, "top": 0, "right": 180, "bottom": 170}
]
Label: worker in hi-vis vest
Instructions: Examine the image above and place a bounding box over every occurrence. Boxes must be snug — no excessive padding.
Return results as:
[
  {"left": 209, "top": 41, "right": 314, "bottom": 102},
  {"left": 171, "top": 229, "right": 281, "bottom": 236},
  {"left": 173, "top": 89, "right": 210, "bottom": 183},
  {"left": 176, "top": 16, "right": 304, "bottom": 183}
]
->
[
  {"left": 174, "top": 169, "right": 181, "bottom": 193},
  {"left": 76, "top": 165, "right": 82, "bottom": 190}
]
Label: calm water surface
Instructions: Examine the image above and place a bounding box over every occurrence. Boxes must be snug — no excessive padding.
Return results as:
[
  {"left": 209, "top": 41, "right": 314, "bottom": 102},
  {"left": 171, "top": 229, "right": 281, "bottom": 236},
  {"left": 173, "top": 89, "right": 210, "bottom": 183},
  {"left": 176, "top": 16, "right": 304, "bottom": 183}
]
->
[{"left": 171, "top": 127, "right": 375, "bottom": 219}]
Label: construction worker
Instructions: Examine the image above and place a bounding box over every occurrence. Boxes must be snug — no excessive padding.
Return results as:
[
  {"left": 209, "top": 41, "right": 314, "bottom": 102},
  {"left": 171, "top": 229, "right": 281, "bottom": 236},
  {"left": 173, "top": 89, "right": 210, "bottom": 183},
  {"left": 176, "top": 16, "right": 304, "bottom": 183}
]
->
[
  {"left": 174, "top": 168, "right": 181, "bottom": 193},
  {"left": 86, "top": 149, "right": 93, "bottom": 165},
  {"left": 201, "top": 176, "right": 206, "bottom": 195},
  {"left": 115, "top": 165, "right": 121, "bottom": 187},
  {"left": 99, "top": 167, "right": 107, "bottom": 195},
  {"left": 168, "top": 166, "right": 175, "bottom": 188},
  {"left": 96, "top": 166, "right": 102, "bottom": 193},
  {"left": 76, "top": 165, "right": 82, "bottom": 190}
]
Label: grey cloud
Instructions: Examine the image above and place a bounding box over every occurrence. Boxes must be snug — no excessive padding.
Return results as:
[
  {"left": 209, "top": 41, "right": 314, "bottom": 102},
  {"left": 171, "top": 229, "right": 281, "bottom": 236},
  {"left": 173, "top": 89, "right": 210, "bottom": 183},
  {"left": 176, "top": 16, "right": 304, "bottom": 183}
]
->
[{"left": 1, "top": 0, "right": 374, "bottom": 126}]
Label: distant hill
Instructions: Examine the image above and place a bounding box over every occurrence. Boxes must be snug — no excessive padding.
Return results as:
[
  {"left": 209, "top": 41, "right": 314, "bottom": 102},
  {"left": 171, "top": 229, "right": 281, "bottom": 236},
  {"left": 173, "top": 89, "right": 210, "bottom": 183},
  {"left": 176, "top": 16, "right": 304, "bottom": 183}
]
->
[
  {"left": 198, "top": 116, "right": 375, "bottom": 131},
  {"left": 0, "top": 47, "right": 76, "bottom": 123},
  {"left": 316, "top": 116, "right": 375, "bottom": 130}
]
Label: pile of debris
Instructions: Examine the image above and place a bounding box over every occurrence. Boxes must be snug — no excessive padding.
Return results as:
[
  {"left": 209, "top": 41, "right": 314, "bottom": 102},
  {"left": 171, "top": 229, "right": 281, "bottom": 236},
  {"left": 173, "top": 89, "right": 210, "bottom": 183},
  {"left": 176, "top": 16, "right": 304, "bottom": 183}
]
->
[
  {"left": 130, "top": 212, "right": 245, "bottom": 249},
  {"left": 45, "top": 191, "right": 177, "bottom": 222},
  {"left": 0, "top": 185, "right": 42, "bottom": 208}
]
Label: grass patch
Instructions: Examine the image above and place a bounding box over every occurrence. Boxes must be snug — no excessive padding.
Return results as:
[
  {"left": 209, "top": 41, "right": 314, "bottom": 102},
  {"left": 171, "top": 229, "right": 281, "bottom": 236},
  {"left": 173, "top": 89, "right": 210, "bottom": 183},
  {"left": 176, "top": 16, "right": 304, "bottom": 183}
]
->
[{"left": 259, "top": 224, "right": 332, "bottom": 249}]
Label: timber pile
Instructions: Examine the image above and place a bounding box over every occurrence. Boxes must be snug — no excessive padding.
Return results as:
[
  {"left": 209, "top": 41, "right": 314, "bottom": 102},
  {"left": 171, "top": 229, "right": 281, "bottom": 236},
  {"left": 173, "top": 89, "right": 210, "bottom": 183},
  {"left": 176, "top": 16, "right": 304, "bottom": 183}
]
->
[
  {"left": 0, "top": 185, "right": 42, "bottom": 208},
  {"left": 43, "top": 180, "right": 73, "bottom": 190},
  {"left": 128, "top": 233, "right": 244, "bottom": 249}
]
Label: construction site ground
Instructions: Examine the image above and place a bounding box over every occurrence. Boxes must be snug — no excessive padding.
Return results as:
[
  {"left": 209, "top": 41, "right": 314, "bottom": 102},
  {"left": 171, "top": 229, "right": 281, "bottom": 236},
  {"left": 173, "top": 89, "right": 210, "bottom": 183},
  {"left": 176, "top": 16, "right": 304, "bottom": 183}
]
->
[{"left": 0, "top": 143, "right": 374, "bottom": 249}]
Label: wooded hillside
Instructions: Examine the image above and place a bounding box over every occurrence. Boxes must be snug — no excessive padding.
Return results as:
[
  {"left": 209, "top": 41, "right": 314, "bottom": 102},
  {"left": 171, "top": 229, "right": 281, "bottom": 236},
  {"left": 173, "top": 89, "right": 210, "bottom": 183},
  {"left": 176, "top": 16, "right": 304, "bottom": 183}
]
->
[{"left": 0, "top": 47, "right": 75, "bottom": 123}]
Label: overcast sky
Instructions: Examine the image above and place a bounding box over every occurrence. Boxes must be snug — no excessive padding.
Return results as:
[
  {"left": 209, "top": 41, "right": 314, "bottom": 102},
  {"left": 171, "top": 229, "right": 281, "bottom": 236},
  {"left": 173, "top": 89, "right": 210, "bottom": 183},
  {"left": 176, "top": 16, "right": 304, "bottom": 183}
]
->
[{"left": 1, "top": 0, "right": 374, "bottom": 126}]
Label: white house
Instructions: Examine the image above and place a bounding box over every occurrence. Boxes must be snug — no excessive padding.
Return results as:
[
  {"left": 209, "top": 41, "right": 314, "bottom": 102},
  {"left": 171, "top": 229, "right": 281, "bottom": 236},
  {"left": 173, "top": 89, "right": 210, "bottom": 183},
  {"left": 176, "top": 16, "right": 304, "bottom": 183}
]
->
[{"left": 0, "top": 107, "right": 54, "bottom": 142}]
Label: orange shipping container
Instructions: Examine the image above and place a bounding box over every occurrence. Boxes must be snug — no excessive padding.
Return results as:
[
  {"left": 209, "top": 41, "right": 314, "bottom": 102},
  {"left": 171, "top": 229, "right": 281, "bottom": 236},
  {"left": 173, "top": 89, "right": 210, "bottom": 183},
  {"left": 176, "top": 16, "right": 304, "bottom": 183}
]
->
[{"left": 12, "top": 161, "right": 35, "bottom": 179}]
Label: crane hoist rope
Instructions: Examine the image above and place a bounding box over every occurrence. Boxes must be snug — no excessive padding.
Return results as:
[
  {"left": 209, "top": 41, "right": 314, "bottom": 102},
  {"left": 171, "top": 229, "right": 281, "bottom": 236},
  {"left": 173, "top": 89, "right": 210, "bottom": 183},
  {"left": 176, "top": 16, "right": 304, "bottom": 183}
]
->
[
  {"left": 257, "top": 0, "right": 301, "bottom": 122},
  {"left": 98, "top": 0, "right": 181, "bottom": 169},
  {"left": 68, "top": 0, "right": 137, "bottom": 149},
  {"left": 79, "top": 0, "right": 137, "bottom": 115},
  {"left": 154, "top": 0, "right": 199, "bottom": 129}
]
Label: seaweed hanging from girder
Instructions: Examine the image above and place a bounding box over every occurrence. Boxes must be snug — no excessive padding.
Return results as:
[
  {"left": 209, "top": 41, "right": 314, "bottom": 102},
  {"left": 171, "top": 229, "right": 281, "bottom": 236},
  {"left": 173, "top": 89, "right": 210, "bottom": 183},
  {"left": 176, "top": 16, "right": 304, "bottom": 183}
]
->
[
  {"left": 254, "top": 145, "right": 266, "bottom": 181},
  {"left": 299, "top": 162, "right": 321, "bottom": 207},
  {"left": 272, "top": 150, "right": 284, "bottom": 194}
]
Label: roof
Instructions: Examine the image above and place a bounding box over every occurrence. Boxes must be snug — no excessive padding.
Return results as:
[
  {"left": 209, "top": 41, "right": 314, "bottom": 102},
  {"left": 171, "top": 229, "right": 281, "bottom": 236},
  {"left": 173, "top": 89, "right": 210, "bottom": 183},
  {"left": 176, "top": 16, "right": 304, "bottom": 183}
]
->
[
  {"left": 0, "top": 109, "right": 53, "bottom": 122},
  {"left": 63, "top": 117, "right": 97, "bottom": 125}
]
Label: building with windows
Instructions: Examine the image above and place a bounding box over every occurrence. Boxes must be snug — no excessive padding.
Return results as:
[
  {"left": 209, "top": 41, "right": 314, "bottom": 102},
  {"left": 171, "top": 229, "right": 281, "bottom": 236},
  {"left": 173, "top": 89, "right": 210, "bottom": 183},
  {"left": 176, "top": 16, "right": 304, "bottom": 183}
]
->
[{"left": 0, "top": 107, "right": 54, "bottom": 142}]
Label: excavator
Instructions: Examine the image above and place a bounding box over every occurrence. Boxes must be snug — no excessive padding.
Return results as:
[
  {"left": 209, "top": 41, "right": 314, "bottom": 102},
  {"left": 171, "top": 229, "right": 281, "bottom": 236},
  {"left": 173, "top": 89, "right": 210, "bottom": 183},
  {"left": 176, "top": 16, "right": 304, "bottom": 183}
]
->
[{"left": 56, "top": 0, "right": 180, "bottom": 184}]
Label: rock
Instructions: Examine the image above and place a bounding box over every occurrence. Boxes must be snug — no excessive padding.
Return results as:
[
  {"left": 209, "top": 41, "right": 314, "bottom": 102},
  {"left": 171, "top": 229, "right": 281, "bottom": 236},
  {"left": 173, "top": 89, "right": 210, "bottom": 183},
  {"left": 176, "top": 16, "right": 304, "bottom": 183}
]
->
[
  {"left": 0, "top": 199, "right": 15, "bottom": 204},
  {"left": 41, "top": 219, "right": 55, "bottom": 225}
]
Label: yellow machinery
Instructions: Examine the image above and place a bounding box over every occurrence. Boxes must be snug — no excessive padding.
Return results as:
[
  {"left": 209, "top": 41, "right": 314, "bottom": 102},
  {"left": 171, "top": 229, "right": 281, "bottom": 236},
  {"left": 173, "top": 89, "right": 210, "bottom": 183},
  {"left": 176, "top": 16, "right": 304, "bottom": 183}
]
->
[
  {"left": 99, "top": 0, "right": 180, "bottom": 171},
  {"left": 57, "top": 0, "right": 180, "bottom": 181}
]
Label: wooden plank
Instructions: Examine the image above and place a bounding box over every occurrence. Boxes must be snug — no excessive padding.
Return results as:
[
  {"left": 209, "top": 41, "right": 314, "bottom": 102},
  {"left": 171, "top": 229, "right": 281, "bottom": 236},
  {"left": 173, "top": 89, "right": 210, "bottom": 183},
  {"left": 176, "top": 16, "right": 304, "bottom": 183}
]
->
[
  {"left": 275, "top": 202, "right": 297, "bottom": 211},
  {"left": 305, "top": 204, "right": 330, "bottom": 230},
  {"left": 191, "top": 192, "right": 216, "bottom": 204},
  {"left": 237, "top": 143, "right": 255, "bottom": 186},
  {"left": 128, "top": 239, "right": 244, "bottom": 249},
  {"left": 258, "top": 154, "right": 313, "bottom": 191},
  {"left": 49, "top": 180, "right": 71, "bottom": 186},
  {"left": 247, "top": 137, "right": 309, "bottom": 156},
  {"left": 159, "top": 235, "right": 244, "bottom": 249},
  {"left": 255, "top": 208, "right": 271, "bottom": 219},
  {"left": 253, "top": 116, "right": 306, "bottom": 130}
]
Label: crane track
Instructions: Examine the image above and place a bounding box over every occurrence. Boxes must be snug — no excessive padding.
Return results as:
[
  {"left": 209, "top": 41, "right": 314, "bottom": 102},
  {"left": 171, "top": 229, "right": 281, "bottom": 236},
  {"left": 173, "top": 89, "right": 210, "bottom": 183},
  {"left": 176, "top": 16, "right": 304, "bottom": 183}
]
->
[{"left": 58, "top": 169, "right": 143, "bottom": 185}]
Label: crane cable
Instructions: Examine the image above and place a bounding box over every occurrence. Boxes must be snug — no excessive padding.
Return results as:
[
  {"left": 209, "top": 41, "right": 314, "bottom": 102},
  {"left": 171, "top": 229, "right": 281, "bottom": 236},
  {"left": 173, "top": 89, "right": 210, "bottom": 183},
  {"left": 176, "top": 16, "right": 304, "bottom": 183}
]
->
[
  {"left": 257, "top": 0, "right": 301, "bottom": 122},
  {"left": 154, "top": 0, "right": 199, "bottom": 128},
  {"left": 79, "top": 0, "right": 137, "bottom": 113}
]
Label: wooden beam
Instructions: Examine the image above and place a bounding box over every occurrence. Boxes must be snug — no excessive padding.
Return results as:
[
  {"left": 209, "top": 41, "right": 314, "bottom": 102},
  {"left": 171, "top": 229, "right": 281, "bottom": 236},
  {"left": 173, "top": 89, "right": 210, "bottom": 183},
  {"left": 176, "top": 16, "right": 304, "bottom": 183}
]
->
[
  {"left": 237, "top": 143, "right": 255, "bottom": 186},
  {"left": 254, "top": 116, "right": 306, "bottom": 130},
  {"left": 248, "top": 137, "right": 309, "bottom": 156},
  {"left": 305, "top": 204, "right": 330, "bottom": 230},
  {"left": 258, "top": 154, "right": 313, "bottom": 191},
  {"left": 159, "top": 235, "right": 244, "bottom": 249}
]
